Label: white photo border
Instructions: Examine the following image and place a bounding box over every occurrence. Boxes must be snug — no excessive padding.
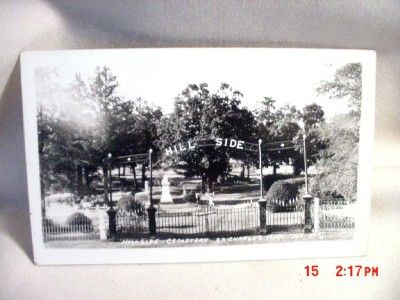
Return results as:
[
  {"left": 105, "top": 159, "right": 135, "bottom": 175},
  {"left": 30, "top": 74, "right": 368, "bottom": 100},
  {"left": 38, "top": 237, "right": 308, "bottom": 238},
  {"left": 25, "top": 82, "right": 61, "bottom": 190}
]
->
[{"left": 20, "top": 48, "right": 376, "bottom": 265}]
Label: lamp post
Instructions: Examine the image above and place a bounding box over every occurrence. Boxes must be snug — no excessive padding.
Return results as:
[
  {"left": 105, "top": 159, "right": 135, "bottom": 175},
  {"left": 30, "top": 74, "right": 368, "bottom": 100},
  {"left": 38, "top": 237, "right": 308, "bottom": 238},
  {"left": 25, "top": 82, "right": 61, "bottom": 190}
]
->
[
  {"left": 302, "top": 130, "right": 309, "bottom": 194},
  {"left": 258, "top": 139, "right": 263, "bottom": 200},
  {"left": 107, "top": 152, "right": 113, "bottom": 207},
  {"left": 299, "top": 121, "right": 313, "bottom": 233},
  {"left": 149, "top": 149, "right": 153, "bottom": 206},
  {"left": 127, "top": 157, "right": 135, "bottom": 195},
  {"left": 257, "top": 139, "right": 267, "bottom": 233},
  {"left": 147, "top": 148, "right": 157, "bottom": 238},
  {"left": 106, "top": 152, "right": 117, "bottom": 240}
]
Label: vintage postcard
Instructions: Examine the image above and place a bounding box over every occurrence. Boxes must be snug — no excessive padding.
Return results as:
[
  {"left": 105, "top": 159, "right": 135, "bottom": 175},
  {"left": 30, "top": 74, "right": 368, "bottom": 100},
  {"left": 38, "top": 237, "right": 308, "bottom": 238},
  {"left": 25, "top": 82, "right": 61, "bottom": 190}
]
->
[{"left": 20, "top": 48, "right": 375, "bottom": 265}]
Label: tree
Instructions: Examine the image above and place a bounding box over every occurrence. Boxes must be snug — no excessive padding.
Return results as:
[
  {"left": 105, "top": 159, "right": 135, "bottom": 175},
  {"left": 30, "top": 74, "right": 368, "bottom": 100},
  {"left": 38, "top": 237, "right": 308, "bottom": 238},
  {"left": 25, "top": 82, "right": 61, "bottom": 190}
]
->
[
  {"left": 310, "top": 113, "right": 359, "bottom": 199},
  {"left": 311, "top": 63, "right": 362, "bottom": 199},
  {"left": 88, "top": 66, "right": 120, "bottom": 156},
  {"left": 36, "top": 66, "right": 125, "bottom": 196},
  {"left": 37, "top": 65, "right": 164, "bottom": 199},
  {"left": 160, "top": 83, "right": 256, "bottom": 192},
  {"left": 292, "top": 103, "right": 326, "bottom": 175},
  {"left": 36, "top": 68, "right": 82, "bottom": 196},
  {"left": 316, "top": 63, "right": 362, "bottom": 113},
  {"left": 107, "top": 97, "right": 162, "bottom": 187},
  {"left": 257, "top": 98, "right": 326, "bottom": 176},
  {"left": 257, "top": 99, "right": 302, "bottom": 175}
]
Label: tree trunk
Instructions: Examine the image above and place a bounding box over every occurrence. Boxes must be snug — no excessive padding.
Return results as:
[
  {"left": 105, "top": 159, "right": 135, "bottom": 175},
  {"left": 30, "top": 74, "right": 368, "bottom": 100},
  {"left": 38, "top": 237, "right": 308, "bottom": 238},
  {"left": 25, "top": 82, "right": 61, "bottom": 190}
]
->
[
  {"left": 247, "top": 165, "right": 250, "bottom": 179},
  {"left": 132, "top": 165, "right": 137, "bottom": 192},
  {"left": 273, "top": 163, "right": 278, "bottom": 176},
  {"left": 122, "top": 165, "right": 126, "bottom": 176},
  {"left": 201, "top": 173, "right": 206, "bottom": 194},
  {"left": 292, "top": 160, "right": 302, "bottom": 176},
  {"left": 41, "top": 180, "right": 46, "bottom": 217},
  {"left": 207, "top": 177, "right": 213, "bottom": 193},
  {"left": 142, "top": 163, "right": 146, "bottom": 188},
  {"left": 84, "top": 166, "right": 90, "bottom": 189},
  {"left": 103, "top": 164, "right": 108, "bottom": 203},
  {"left": 77, "top": 165, "right": 83, "bottom": 199},
  {"left": 293, "top": 166, "right": 302, "bottom": 177},
  {"left": 240, "top": 164, "right": 245, "bottom": 179},
  {"left": 118, "top": 166, "right": 121, "bottom": 178}
]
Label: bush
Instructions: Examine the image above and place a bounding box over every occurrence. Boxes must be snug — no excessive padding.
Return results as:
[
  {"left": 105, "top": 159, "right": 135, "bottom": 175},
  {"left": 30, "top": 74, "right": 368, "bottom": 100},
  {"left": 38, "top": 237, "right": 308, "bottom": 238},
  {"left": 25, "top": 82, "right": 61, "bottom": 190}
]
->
[
  {"left": 265, "top": 179, "right": 304, "bottom": 211},
  {"left": 43, "top": 218, "right": 54, "bottom": 227},
  {"left": 262, "top": 174, "right": 294, "bottom": 192},
  {"left": 183, "top": 191, "right": 197, "bottom": 203},
  {"left": 266, "top": 180, "right": 299, "bottom": 202},
  {"left": 309, "top": 178, "right": 345, "bottom": 201},
  {"left": 173, "top": 196, "right": 187, "bottom": 204},
  {"left": 43, "top": 218, "right": 55, "bottom": 232},
  {"left": 66, "top": 213, "right": 93, "bottom": 232},
  {"left": 117, "top": 194, "right": 146, "bottom": 216}
]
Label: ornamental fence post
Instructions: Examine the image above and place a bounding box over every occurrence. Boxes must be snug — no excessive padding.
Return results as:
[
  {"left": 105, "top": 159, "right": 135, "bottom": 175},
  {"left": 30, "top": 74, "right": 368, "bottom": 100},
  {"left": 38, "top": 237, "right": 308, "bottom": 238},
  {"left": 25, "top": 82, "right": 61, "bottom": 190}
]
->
[
  {"left": 303, "top": 193, "right": 313, "bottom": 233},
  {"left": 147, "top": 206, "right": 157, "bottom": 238},
  {"left": 107, "top": 207, "right": 117, "bottom": 241},
  {"left": 97, "top": 207, "right": 108, "bottom": 241},
  {"left": 313, "top": 197, "right": 320, "bottom": 233},
  {"left": 258, "top": 199, "right": 267, "bottom": 233}
]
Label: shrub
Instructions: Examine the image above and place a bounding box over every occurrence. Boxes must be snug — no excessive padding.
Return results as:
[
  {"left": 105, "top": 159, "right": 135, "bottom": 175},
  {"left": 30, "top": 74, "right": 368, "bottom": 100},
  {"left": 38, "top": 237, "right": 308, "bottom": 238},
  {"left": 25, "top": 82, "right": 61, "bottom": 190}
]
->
[
  {"left": 265, "top": 179, "right": 304, "bottom": 211},
  {"left": 309, "top": 177, "right": 345, "bottom": 201},
  {"left": 66, "top": 212, "right": 93, "bottom": 232},
  {"left": 43, "top": 218, "right": 55, "bottom": 227},
  {"left": 117, "top": 194, "right": 134, "bottom": 210},
  {"left": 262, "top": 174, "right": 294, "bottom": 192},
  {"left": 43, "top": 218, "right": 56, "bottom": 233},
  {"left": 117, "top": 194, "right": 146, "bottom": 216},
  {"left": 182, "top": 191, "right": 197, "bottom": 203},
  {"left": 266, "top": 180, "right": 299, "bottom": 202},
  {"left": 135, "top": 192, "right": 150, "bottom": 203},
  {"left": 173, "top": 196, "right": 187, "bottom": 204}
]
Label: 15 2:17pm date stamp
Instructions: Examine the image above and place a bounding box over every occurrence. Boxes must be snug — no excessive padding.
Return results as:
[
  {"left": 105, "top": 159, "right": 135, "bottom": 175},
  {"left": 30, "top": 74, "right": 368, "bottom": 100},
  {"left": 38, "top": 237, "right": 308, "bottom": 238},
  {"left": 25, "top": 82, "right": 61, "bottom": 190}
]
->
[{"left": 304, "top": 265, "right": 379, "bottom": 277}]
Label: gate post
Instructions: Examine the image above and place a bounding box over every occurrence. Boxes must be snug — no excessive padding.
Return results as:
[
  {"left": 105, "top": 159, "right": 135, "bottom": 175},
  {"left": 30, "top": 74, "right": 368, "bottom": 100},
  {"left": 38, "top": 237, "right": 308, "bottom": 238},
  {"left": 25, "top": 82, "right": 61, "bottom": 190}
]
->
[
  {"left": 258, "top": 199, "right": 267, "bottom": 233},
  {"left": 313, "top": 197, "right": 320, "bottom": 233},
  {"left": 107, "top": 206, "right": 117, "bottom": 241},
  {"left": 303, "top": 193, "right": 313, "bottom": 233},
  {"left": 97, "top": 207, "right": 107, "bottom": 241},
  {"left": 147, "top": 205, "right": 157, "bottom": 238}
]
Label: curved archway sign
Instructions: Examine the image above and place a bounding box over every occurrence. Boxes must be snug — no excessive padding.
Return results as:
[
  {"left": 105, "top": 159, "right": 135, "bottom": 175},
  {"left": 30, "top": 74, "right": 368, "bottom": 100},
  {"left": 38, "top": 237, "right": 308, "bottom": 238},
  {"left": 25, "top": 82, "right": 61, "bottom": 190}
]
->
[
  {"left": 164, "top": 137, "right": 259, "bottom": 156},
  {"left": 163, "top": 137, "right": 264, "bottom": 200},
  {"left": 105, "top": 138, "right": 298, "bottom": 207},
  {"left": 162, "top": 137, "right": 298, "bottom": 201}
]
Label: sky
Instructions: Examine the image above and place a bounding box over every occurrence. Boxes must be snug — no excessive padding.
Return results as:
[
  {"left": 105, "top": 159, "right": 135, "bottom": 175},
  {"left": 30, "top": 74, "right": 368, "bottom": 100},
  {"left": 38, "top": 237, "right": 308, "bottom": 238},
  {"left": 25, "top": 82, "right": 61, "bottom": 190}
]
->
[{"left": 33, "top": 48, "right": 356, "bottom": 119}]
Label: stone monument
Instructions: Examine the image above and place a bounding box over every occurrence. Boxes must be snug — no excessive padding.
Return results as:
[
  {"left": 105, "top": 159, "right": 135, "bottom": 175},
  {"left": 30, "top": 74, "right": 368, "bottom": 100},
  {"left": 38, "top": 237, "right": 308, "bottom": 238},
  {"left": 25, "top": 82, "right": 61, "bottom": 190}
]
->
[{"left": 160, "top": 174, "right": 173, "bottom": 203}]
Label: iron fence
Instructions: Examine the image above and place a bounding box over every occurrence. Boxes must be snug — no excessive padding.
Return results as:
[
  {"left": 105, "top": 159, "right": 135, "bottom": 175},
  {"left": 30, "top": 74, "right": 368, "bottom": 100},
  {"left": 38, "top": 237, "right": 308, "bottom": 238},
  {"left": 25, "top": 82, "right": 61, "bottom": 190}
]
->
[
  {"left": 42, "top": 214, "right": 101, "bottom": 241},
  {"left": 43, "top": 197, "right": 356, "bottom": 242},
  {"left": 157, "top": 204, "right": 260, "bottom": 238},
  {"left": 319, "top": 198, "right": 355, "bottom": 230},
  {"left": 115, "top": 204, "right": 260, "bottom": 239},
  {"left": 116, "top": 209, "right": 149, "bottom": 238}
]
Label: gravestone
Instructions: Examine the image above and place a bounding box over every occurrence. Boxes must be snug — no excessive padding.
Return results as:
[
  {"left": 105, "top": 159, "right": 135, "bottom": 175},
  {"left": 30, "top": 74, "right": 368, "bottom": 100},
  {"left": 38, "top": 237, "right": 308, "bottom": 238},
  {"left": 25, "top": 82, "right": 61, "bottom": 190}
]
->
[
  {"left": 160, "top": 174, "right": 173, "bottom": 203},
  {"left": 181, "top": 185, "right": 187, "bottom": 196},
  {"left": 206, "top": 192, "right": 214, "bottom": 207}
]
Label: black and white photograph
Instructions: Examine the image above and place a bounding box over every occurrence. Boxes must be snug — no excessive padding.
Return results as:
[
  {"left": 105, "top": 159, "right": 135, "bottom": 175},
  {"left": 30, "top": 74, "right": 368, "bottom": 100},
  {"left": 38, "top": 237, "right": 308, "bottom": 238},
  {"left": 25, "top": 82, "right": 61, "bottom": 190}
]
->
[{"left": 21, "top": 48, "right": 375, "bottom": 264}]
